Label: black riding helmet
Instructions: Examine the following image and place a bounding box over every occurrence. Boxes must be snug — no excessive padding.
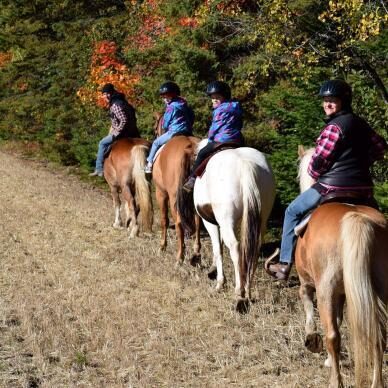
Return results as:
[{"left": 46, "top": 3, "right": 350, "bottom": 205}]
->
[
  {"left": 159, "top": 81, "right": 180, "bottom": 96},
  {"left": 206, "top": 81, "right": 231, "bottom": 100},
  {"left": 319, "top": 79, "right": 352, "bottom": 109},
  {"left": 101, "top": 83, "right": 115, "bottom": 94}
]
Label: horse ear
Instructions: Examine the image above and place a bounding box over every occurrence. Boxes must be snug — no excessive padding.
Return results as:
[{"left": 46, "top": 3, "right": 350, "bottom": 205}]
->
[
  {"left": 298, "top": 145, "right": 305, "bottom": 157},
  {"left": 153, "top": 112, "right": 162, "bottom": 120}
]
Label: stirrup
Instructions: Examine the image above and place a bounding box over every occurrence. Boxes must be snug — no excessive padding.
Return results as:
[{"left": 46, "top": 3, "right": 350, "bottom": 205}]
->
[{"left": 264, "top": 248, "right": 280, "bottom": 277}]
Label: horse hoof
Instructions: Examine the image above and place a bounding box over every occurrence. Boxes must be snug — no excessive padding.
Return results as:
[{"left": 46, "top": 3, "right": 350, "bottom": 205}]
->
[
  {"left": 215, "top": 281, "right": 224, "bottom": 292},
  {"left": 174, "top": 260, "right": 184, "bottom": 269},
  {"left": 208, "top": 265, "right": 217, "bottom": 280},
  {"left": 305, "top": 333, "right": 323, "bottom": 353},
  {"left": 324, "top": 357, "right": 332, "bottom": 368},
  {"left": 189, "top": 254, "right": 201, "bottom": 267},
  {"left": 235, "top": 298, "right": 250, "bottom": 314},
  {"left": 112, "top": 223, "right": 123, "bottom": 229}
]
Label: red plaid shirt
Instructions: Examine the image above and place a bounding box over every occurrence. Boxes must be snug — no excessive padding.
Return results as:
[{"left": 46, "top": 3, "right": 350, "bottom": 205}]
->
[
  {"left": 308, "top": 124, "right": 386, "bottom": 180},
  {"left": 109, "top": 103, "right": 129, "bottom": 137}
]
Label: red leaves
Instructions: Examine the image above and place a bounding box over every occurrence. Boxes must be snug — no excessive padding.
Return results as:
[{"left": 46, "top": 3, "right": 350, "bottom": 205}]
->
[
  {"left": 77, "top": 40, "right": 141, "bottom": 107},
  {"left": 178, "top": 17, "right": 199, "bottom": 28}
]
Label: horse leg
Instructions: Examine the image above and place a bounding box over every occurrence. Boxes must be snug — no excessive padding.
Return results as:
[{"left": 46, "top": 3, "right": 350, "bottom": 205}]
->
[
  {"left": 110, "top": 185, "right": 122, "bottom": 229},
  {"left": 299, "top": 281, "right": 323, "bottom": 353},
  {"left": 170, "top": 202, "right": 185, "bottom": 265},
  {"left": 316, "top": 290, "right": 343, "bottom": 388},
  {"left": 122, "top": 184, "right": 138, "bottom": 238},
  {"left": 220, "top": 222, "right": 243, "bottom": 299},
  {"left": 203, "top": 220, "right": 224, "bottom": 290},
  {"left": 156, "top": 188, "right": 169, "bottom": 251},
  {"left": 189, "top": 214, "right": 202, "bottom": 266},
  {"left": 371, "top": 299, "right": 385, "bottom": 388}
]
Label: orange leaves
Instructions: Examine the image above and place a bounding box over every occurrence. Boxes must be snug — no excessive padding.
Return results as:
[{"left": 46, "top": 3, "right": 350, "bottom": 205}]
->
[
  {"left": 178, "top": 17, "right": 199, "bottom": 29},
  {"left": 77, "top": 40, "right": 141, "bottom": 107},
  {"left": 0, "top": 51, "right": 12, "bottom": 68}
]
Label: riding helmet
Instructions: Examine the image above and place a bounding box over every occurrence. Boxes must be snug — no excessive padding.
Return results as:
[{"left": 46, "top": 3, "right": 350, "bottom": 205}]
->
[
  {"left": 101, "top": 83, "right": 115, "bottom": 94},
  {"left": 159, "top": 81, "right": 180, "bottom": 96},
  {"left": 206, "top": 81, "right": 231, "bottom": 100},
  {"left": 319, "top": 79, "right": 352, "bottom": 107}
]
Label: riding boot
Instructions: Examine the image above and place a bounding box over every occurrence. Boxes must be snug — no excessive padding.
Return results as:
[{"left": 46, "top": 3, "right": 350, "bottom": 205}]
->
[
  {"left": 268, "top": 262, "right": 292, "bottom": 280},
  {"left": 89, "top": 170, "right": 104, "bottom": 177},
  {"left": 144, "top": 163, "right": 152, "bottom": 175}
]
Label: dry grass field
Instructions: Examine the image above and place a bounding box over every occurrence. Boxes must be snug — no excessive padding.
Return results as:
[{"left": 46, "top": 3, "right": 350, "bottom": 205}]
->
[{"left": 0, "top": 150, "right": 386, "bottom": 388}]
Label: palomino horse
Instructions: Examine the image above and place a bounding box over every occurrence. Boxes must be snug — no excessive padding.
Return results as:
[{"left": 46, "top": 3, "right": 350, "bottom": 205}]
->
[
  {"left": 179, "top": 140, "right": 276, "bottom": 311},
  {"left": 296, "top": 146, "right": 387, "bottom": 387},
  {"left": 151, "top": 114, "right": 201, "bottom": 264},
  {"left": 103, "top": 138, "right": 153, "bottom": 238}
]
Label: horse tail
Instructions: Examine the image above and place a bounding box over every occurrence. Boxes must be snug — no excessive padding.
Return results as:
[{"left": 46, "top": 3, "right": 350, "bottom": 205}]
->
[
  {"left": 131, "top": 144, "right": 153, "bottom": 232},
  {"left": 341, "top": 211, "right": 386, "bottom": 386},
  {"left": 176, "top": 150, "right": 196, "bottom": 235},
  {"left": 239, "top": 159, "right": 262, "bottom": 297}
]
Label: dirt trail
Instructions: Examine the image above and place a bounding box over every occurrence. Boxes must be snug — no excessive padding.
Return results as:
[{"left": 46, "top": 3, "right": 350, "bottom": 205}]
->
[{"left": 0, "top": 151, "right": 386, "bottom": 387}]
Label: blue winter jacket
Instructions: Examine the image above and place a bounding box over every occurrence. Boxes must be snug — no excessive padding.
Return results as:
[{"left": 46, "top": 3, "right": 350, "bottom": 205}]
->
[
  {"left": 162, "top": 97, "right": 195, "bottom": 135},
  {"left": 208, "top": 100, "right": 243, "bottom": 143}
]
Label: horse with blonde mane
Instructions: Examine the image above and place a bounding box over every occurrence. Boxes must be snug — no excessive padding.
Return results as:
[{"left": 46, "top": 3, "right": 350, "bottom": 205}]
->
[
  {"left": 103, "top": 138, "right": 153, "bottom": 238},
  {"left": 295, "top": 146, "right": 387, "bottom": 388},
  {"left": 179, "top": 140, "right": 276, "bottom": 312},
  {"left": 151, "top": 113, "right": 202, "bottom": 264}
]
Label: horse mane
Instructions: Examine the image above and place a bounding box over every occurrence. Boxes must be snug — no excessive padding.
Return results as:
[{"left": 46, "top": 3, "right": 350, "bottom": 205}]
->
[
  {"left": 153, "top": 112, "right": 164, "bottom": 137},
  {"left": 297, "top": 145, "right": 316, "bottom": 193}
]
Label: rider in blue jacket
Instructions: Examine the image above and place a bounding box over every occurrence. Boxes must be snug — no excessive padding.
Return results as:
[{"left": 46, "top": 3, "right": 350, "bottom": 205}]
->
[
  {"left": 183, "top": 81, "right": 244, "bottom": 191},
  {"left": 145, "top": 82, "right": 194, "bottom": 173}
]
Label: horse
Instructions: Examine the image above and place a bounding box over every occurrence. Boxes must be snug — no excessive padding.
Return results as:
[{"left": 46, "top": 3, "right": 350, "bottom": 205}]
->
[
  {"left": 151, "top": 113, "right": 202, "bottom": 264},
  {"left": 179, "top": 140, "right": 276, "bottom": 312},
  {"left": 295, "top": 146, "right": 387, "bottom": 387},
  {"left": 103, "top": 137, "right": 153, "bottom": 238}
]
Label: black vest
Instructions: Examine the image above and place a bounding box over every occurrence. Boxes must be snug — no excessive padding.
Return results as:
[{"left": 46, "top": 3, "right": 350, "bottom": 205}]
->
[{"left": 318, "top": 111, "right": 374, "bottom": 187}]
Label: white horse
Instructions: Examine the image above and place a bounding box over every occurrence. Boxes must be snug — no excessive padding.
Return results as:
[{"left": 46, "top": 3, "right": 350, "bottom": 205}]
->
[{"left": 179, "top": 140, "right": 276, "bottom": 311}]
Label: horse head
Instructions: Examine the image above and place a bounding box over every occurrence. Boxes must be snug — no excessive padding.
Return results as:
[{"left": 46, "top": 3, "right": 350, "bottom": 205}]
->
[
  {"left": 153, "top": 112, "right": 164, "bottom": 138},
  {"left": 297, "top": 145, "right": 316, "bottom": 193}
]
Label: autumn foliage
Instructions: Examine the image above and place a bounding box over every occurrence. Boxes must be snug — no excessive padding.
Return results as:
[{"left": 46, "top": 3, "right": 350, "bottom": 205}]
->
[
  {"left": 0, "top": 51, "right": 12, "bottom": 68},
  {"left": 77, "top": 40, "right": 140, "bottom": 107}
]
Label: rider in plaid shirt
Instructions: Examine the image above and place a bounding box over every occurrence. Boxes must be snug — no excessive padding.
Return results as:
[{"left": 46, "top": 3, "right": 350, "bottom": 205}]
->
[
  {"left": 267, "top": 79, "right": 387, "bottom": 281},
  {"left": 90, "top": 83, "right": 139, "bottom": 177},
  {"left": 308, "top": 123, "right": 386, "bottom": 184}
]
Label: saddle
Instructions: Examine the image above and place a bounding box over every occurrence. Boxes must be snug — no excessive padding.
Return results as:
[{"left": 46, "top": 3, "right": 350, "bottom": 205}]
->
[
  {"left": 151, "top": 131, "right": 194, "bottom": 164},
  {"left": 194, "top": 142, "right": 242, "bottom": 178},
  {"left": 294, "top": 190, "right": 377, "bottom": 236}
]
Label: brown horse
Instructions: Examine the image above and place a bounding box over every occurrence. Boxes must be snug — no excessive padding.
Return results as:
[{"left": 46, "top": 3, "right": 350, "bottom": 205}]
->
[
  {"left": 295, "top": 146, "right": 387, "bottom": 388},
  {"left": 151, "top": 113, "right": 201, "bottom": 264},
  {"left": 103, "top": 138, "right": 153, "bottom": 238}
]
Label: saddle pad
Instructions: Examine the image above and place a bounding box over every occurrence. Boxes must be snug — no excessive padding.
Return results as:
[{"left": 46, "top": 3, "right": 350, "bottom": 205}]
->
[
  {"left": 152, "top": 144, "right": 166, "bottom": 163},
  {"left": 294, "top": 212, "right": 313, "bottom": 236}
]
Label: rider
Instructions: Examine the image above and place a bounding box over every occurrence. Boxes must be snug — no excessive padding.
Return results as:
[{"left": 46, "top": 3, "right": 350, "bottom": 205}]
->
[
  {"left": 182, "top": 80, "right": 244, "bottom": 192},
  {"left": 90, "top": 83, "right": 140, "bottom": 177},
  {"left": 267, "top": 79, "right": 387, "bottom": 280},
  {"left": 144, "top": 81, "right": 195, "bottom": 174}
]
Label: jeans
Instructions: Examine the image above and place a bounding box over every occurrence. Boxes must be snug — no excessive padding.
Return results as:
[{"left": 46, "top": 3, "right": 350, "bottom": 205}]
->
[
  {"left": 95, "top": 134, "right": 114, "bottom": 172},
  {"left": 147, "top": 131, "right": 174, "bottom": 164},
  {"left": 280, "top": 187, "right": 322, "bottom": 264}
]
